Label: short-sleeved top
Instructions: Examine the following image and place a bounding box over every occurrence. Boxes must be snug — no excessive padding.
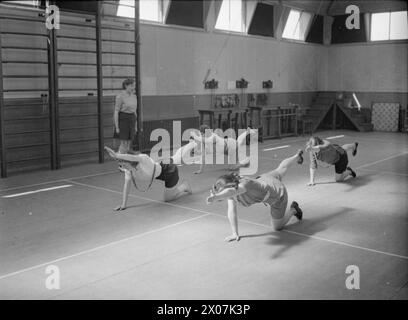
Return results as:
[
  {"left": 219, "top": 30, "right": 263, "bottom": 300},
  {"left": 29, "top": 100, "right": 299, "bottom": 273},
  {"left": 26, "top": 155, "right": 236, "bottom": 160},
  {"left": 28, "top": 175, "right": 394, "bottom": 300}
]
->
[
  {"left": 115, "top": 91, "right": 137, "bottom": 114},
  {"left": 236, "top": 177, "right": 285, "bottom": 207},
  {"left": 310, "top": 144, "right": 344, "bottom": 169}
]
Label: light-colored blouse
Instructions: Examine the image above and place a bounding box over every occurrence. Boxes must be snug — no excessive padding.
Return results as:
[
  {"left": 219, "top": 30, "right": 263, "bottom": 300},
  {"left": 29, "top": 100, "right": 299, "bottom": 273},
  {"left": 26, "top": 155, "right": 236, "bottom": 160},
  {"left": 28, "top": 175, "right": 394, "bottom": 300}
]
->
[{"left": 115, "top": 91, "right": 137, "bottom": 114}]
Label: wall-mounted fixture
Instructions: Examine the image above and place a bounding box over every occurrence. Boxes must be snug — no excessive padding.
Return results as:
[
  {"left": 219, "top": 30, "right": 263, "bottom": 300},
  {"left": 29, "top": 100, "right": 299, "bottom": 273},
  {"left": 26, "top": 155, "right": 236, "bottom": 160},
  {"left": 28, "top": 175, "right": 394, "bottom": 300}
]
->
[
  {"left": 236, "top": 78, "right": 249, "bottom": 89},
  {"left": 204, "top": 79, "right": 218, "bottom": 89},
  {"left": 262, "top": 80, "right": 273, "bottom": 89}
]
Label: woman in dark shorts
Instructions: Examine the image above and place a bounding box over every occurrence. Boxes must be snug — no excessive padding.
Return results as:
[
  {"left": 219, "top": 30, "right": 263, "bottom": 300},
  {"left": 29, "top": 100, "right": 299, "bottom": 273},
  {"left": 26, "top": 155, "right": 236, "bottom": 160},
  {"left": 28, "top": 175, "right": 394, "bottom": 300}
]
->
[
  {"left": 104, "top": 147, "right": 192, "bottom": 211},
  {"left": 114, "top": 79, "right": 137, "bottom": 154},
  {"left": 305, "top": 136, "right": 359, "bottom": 186}
]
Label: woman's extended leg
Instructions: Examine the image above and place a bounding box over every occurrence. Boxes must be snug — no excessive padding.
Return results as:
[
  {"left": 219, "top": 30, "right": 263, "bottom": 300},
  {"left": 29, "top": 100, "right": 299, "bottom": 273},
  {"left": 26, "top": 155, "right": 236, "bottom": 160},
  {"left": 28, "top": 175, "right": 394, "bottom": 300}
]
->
[
  {"left": 342, "top": 142, "right": 358, "bottom": 156},
  {"left": 272, "top": 150, "right": 303, "bottom": 178}
]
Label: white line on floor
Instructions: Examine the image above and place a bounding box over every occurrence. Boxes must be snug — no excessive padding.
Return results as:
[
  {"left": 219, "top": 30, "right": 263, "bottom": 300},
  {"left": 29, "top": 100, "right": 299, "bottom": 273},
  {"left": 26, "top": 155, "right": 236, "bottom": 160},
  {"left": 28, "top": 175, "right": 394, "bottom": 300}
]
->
[
  {"left": 263, "top": 145, "right": 290, "bottom": 151},
  {"left": 2, "top": 169, "right": 407, "bottom": 281},
  {"left": 0, "top": 213, "right": 211, "bottom": 281},
  {"left": 2, "top": 184, "right": 73, "bottom": 198},
  {"left": 356, "top": 152, "right": 408, "bottom": 169},
  {"left": 359, "top": 168, "right": 408, "bottom": 177},
  {"left": 0, "top": 170, "right": 117, "bottom": 193},
  {"left": 326, "top": 135, "right": 345, "bottom": 140},
  {"left": 67, "top": 180, "right": 408, "bottom": 261}
]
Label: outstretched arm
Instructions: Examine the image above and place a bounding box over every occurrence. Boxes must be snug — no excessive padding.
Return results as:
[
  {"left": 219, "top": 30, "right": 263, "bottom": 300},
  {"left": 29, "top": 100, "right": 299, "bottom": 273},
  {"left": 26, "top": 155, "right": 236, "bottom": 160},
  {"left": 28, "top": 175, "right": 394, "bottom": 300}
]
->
[
  {"left": 206, "top": 184, "right": 246, "bottom": 203},
  {"left": 105, "top": 146, "right": 144, "bottom": 163},
  {"left": 318, "top": 139, "right": 331, "bottom": 149}
]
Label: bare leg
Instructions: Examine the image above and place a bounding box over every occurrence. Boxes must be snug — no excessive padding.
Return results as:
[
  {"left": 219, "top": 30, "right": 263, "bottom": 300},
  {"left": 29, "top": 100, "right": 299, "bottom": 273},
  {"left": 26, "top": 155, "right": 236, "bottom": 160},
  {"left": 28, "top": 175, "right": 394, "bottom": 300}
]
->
[
  {"left": 164, "top": 181, "right": 192, "bottom": 202},
  {"left": 335, "top": 170, "right": 351, "bottom": 182},
  {"left": 273, "top": 150, "right": 303, "bottom": 178},
  {"left": 228, "top": 157, "right": 250, "bottom": 171},
  {"left": 342, "top": 143, "right": 356, "bottom": 153},
  {"left": 270, "top": 207, "right": 297, "bottom": 231},
  {"left": 115, "top": 171, "right": 132, "bottom": 211}
]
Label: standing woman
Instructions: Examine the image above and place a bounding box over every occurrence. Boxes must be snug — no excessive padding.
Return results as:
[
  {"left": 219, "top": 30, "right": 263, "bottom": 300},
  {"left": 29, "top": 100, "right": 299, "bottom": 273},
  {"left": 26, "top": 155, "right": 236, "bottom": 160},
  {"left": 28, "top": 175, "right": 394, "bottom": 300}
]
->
[{"left": 114, "top": 78, "right": 138, "bottom": 154}]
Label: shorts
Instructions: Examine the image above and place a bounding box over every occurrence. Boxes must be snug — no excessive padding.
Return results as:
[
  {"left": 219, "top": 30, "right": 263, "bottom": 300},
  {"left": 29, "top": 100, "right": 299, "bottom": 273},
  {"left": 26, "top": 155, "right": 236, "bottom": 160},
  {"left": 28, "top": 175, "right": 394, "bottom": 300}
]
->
[
  {"left": 155, "top": 159, "right": 179, "bottom": 188},
  {"left": 334, "top": 152, "right": 348, "bottom": 174},
  {"left": 113, "top": 112, "right": 136, "bottom": 141},
  {"left": 256, "top": 172, "right": 288, "bottom": 220}
]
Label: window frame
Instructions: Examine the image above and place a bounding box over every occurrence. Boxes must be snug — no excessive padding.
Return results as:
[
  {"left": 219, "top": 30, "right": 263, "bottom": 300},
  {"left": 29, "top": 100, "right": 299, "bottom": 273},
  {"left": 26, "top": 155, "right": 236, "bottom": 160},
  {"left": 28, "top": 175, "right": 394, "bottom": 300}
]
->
[
  {"left": 282, "top": 8, "right": 313, "bottom": 42},
  {"left": 214, "top": 0, "right": 247, "bottom": 34},
  {"left": 116, "top": 0, "right": 165, "bottom": 24},
  {"left": 370, "top": 10, "right": 408, "bottom": 42}
]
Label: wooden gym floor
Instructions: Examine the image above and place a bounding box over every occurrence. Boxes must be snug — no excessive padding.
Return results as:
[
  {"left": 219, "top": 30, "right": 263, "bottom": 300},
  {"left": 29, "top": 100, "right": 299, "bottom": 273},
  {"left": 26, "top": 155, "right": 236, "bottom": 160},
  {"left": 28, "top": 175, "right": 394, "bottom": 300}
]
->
[{"left": 0, "top": 130, "right": 407, "bottom": 300}]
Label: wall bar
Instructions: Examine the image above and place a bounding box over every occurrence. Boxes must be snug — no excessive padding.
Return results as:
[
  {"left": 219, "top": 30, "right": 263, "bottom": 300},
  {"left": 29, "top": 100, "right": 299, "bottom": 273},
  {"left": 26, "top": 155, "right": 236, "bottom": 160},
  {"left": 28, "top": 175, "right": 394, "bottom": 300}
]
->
[{"left": 96, "top": 1, "right": 104, "bottom": 163}]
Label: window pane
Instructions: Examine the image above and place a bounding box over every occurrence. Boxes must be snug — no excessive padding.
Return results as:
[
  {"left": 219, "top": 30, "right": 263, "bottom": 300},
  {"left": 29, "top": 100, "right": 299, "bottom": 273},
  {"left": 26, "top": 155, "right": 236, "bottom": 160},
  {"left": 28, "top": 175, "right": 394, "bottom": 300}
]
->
[
  {"left": 117, "top": 0, "right": 134, "bottom": 18},
  {"left": 229, "top": 0, "right": 243, "bottom": 32},
  {"left": 390, "top": 11, "right": 408, "bottom": 40},
  {"left": 215, "top": 0, "right": 243, "bottom": 32},
  {"left": 117, "top": 0, "right": 161, "bottom": 22},
  {"left": 371, "top": 12, "right": 390, "bottom": 41},
  {"left": 140, "top": 0, "right": 160, "bottom": 22},
  {"left": 283, "top": 10, "right": 301, "bottom": 40},
  {"left": 298, "top": 12, "right": 312, "bottom": 41}
]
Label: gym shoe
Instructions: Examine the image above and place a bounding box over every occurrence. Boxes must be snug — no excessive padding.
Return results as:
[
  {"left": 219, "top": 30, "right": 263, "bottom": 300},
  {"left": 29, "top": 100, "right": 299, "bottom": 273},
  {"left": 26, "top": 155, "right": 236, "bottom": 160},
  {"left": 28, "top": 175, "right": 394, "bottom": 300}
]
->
[
  {"left": 291, "top": 201, "right": 303, "bottom": 220},
  {"left": 352, "top": 142, "right": 359, "bottom": 157},
  {"left": 347, "top": 167, "right": 356, "bottom": 178},
  {"left": 297, "top": 150, "right": 304, "bottom": 164}
]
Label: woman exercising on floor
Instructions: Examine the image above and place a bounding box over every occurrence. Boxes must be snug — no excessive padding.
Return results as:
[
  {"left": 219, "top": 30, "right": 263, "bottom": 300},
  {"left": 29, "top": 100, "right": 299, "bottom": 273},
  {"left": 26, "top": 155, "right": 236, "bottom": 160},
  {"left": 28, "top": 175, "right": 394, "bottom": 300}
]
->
[
  {"left": 105, "top": 147, "right": 192, "bottom": 211},
  {"left": 206, "top": 150, "right": 304, "bottom": 242},
  {"left": 191, "top": 125, "right": 256, "bottom": 174},
  {"left": 305, "top": 136, "right": 359, "bottom": 186}
]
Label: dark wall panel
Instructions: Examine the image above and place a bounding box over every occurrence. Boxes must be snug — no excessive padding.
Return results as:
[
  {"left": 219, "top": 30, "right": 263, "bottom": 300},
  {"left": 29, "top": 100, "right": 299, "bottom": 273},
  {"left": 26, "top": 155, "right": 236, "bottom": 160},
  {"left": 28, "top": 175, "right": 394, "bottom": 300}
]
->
[
  {"left": 331, "top": 14, "right": 367, "bottom": 44},
  {"left": 166, "top": 0, "right": 204, "bottom": 29},
  {"left": 248, "top": 3, "right": 274, "bottom": 37},
  {"left": 306, "top": 15, "right": 324, "bottom": 44}
]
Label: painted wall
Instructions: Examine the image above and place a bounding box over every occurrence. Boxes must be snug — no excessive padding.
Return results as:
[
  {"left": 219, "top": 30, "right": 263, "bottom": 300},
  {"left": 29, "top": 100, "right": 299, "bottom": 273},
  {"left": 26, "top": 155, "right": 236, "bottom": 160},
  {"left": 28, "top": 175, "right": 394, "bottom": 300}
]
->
[
  {"left": 138, "top": 24, "right": 327, "bottom": 118},
  {"left": 325, "top": 42, "right": 408, "bottom": 108}
]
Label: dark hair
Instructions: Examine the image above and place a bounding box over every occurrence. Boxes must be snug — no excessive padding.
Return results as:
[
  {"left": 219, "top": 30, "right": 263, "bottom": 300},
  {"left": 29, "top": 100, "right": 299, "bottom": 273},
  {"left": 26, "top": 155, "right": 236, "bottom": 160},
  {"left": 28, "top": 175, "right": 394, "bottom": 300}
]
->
[
  {"left": 122, "top": 78, "right": 135, "bottom": 90},
  {"left": 199, "top": 124, "right": 210, "bottom": 134},
  {"left": 308, "top": 136, "right": 323, "bottom": 147},
  {"left": 212, "top": 172, "right": 241, "bottom": 193}
]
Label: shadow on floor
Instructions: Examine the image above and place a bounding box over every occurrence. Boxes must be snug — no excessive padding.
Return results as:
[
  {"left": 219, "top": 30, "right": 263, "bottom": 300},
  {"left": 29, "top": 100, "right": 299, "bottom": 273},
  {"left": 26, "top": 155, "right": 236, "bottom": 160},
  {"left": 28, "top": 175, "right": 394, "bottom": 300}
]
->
[
  {"left": 241, "top": 207, "right": 355, "bottom": 259},
  {"left": 343, "top": 172, "right": 375, "bottom": 192}
]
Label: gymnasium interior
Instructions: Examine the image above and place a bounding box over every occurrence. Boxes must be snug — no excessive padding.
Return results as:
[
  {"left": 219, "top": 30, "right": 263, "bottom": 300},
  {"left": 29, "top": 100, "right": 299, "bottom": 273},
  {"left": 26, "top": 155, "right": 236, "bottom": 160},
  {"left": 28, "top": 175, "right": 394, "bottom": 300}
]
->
[{"left": 0, "top": 0, "right": 407, "bottom": 300}]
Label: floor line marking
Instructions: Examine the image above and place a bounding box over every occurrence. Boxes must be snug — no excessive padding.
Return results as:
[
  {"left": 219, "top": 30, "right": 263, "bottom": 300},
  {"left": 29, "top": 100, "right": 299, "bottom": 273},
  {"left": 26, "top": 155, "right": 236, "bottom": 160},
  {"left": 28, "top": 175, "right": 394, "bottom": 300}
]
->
[
  {"left": 0, "top": 170, "right": 117, "bottom": 193},
  {"left": 356, "top": 152, "right": 408, "bottom": 169},
  {"left": 65, "top": 180, "right": 408, "bottom": 261},
  {"left": 2, "top": 184, "right": 73, "bottom": 198},
  {"left": 2, "top": 175, "right": 408, "bottom": 281},
  {"left": 263, "top": 145, "right": 290, "bottom": 152},
  {"left": 326, "top": 135, "right": 345, "bottom": 140},
  {"left": 359, "top": 168, "right": 408, "bottom": 177},
  {"left": 0, "top": 213, "right": 211, "bottom": 281}
]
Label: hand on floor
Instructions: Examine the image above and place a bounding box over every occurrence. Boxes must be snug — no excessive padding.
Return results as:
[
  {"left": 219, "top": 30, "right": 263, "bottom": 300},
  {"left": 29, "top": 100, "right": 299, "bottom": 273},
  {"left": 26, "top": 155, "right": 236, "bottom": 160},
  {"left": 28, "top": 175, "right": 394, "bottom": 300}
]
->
[{"left": 225, "top": 234, "right": 240, "bottom": 242}]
